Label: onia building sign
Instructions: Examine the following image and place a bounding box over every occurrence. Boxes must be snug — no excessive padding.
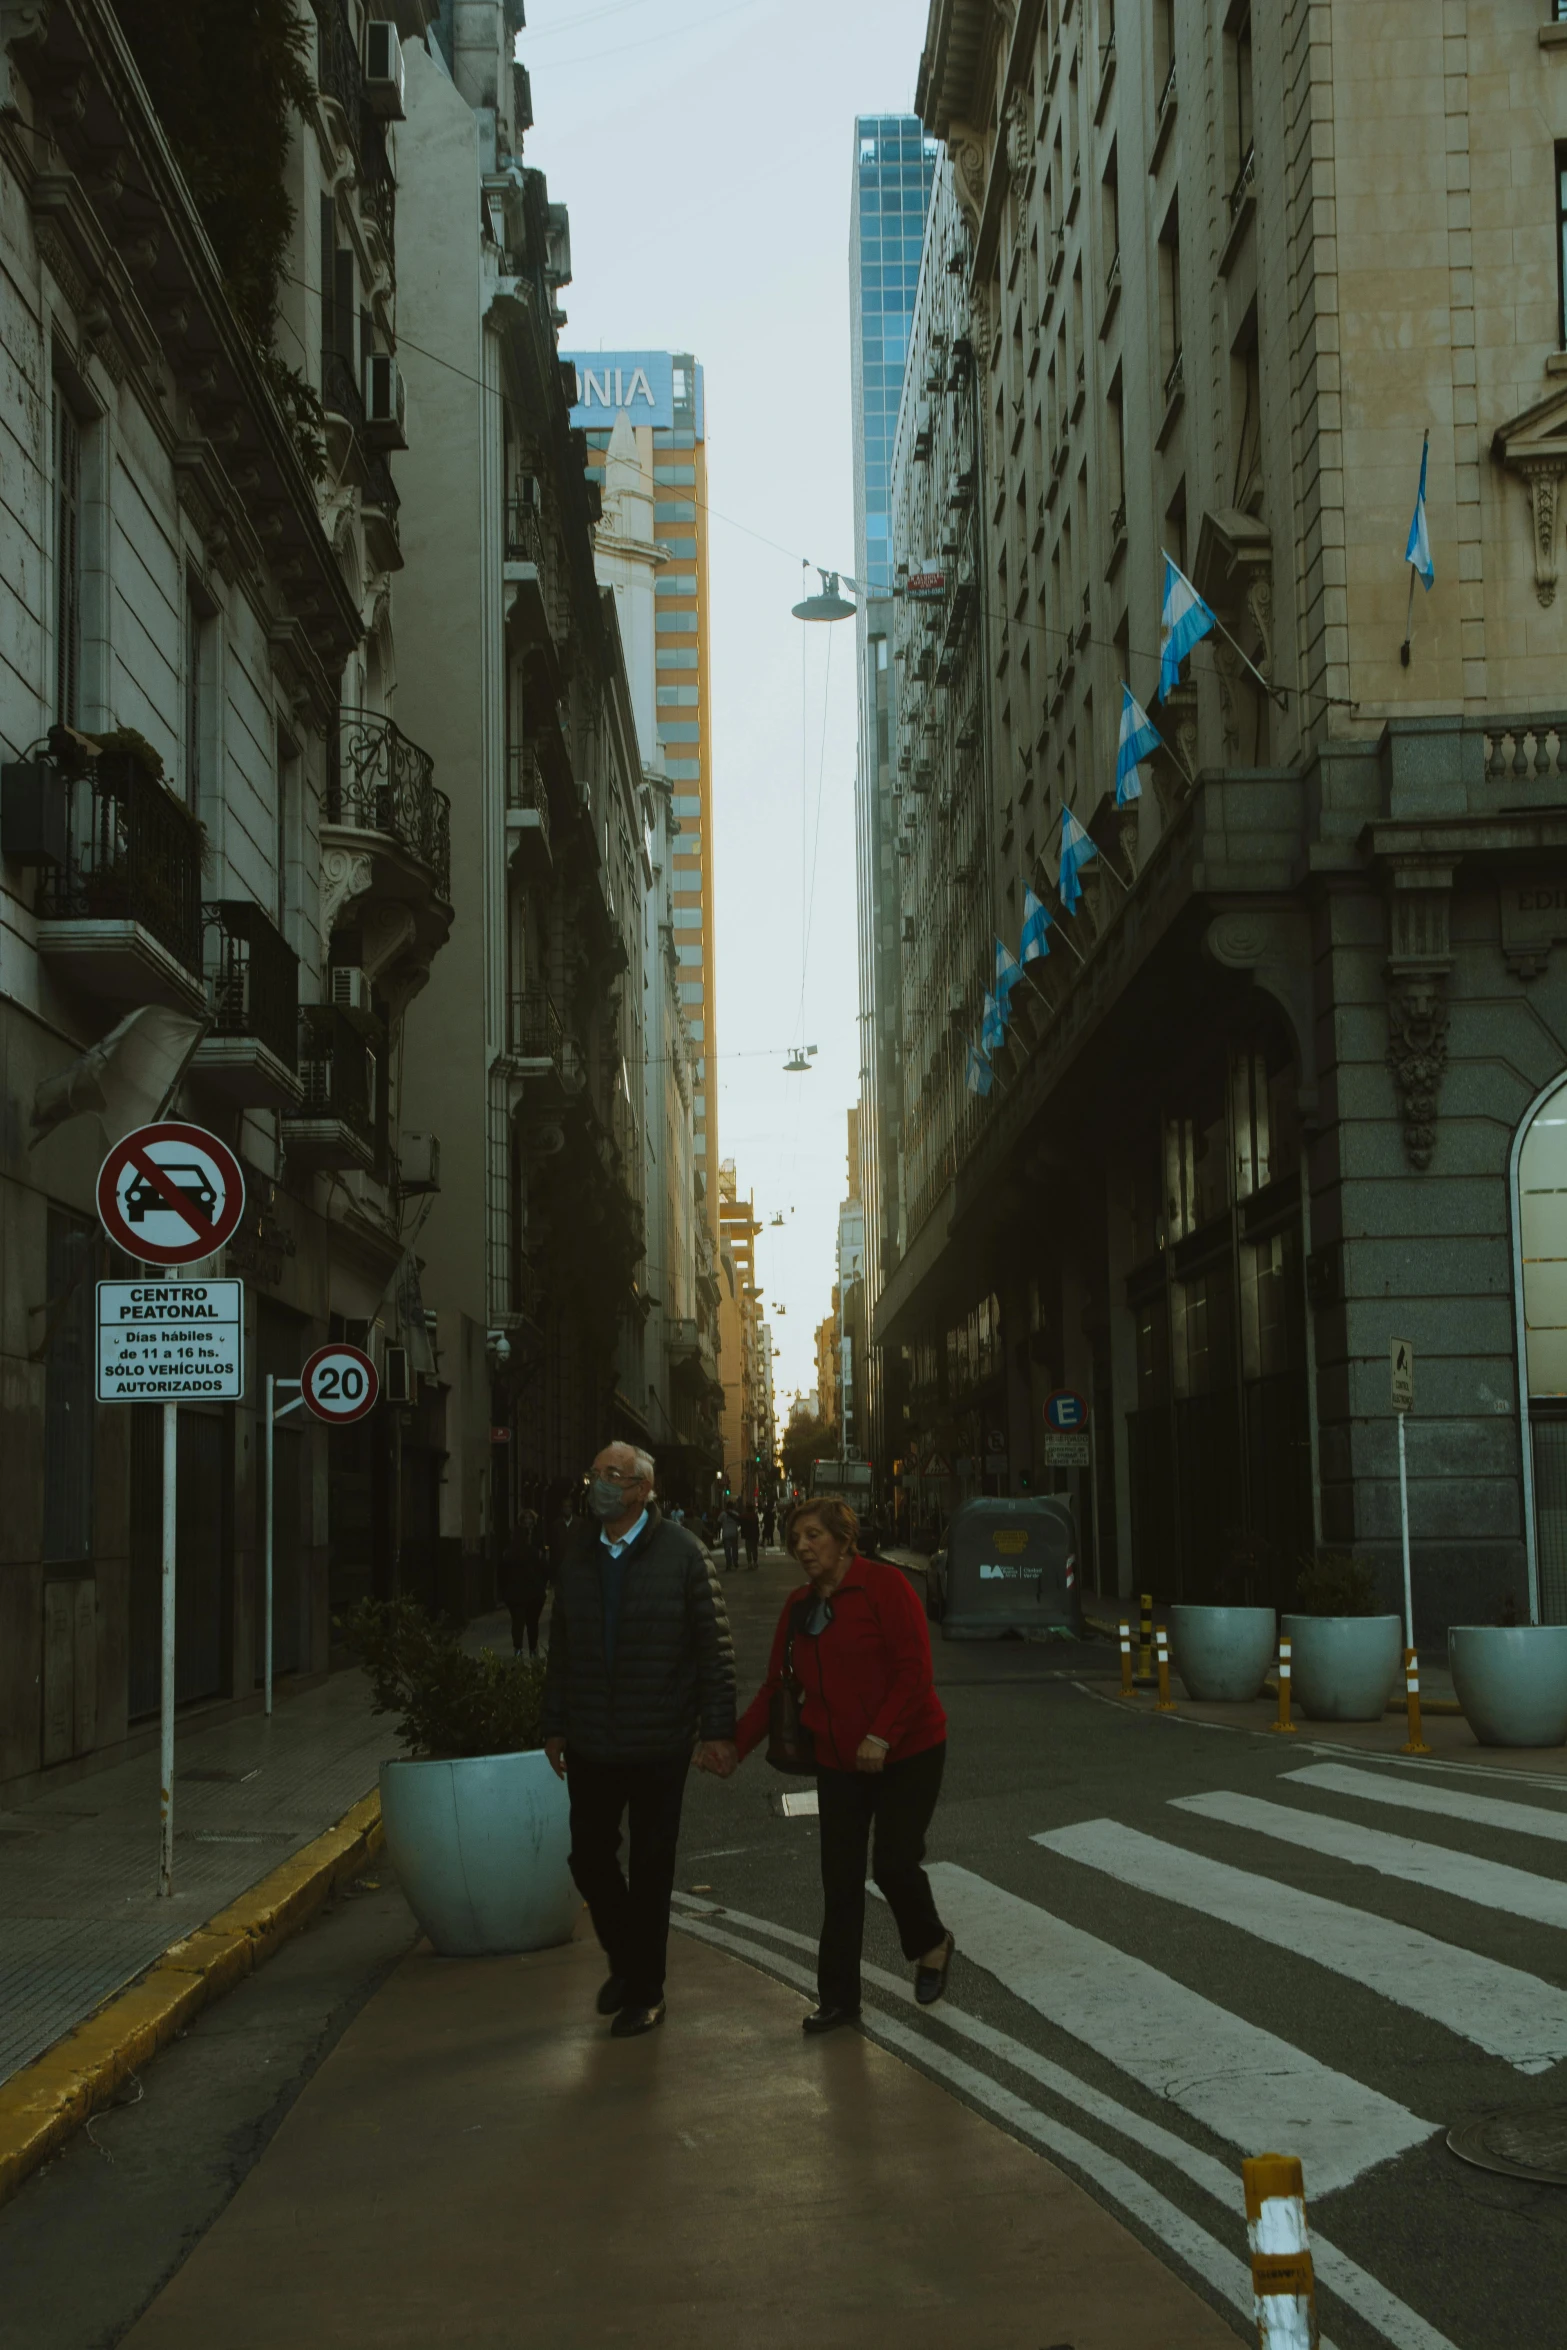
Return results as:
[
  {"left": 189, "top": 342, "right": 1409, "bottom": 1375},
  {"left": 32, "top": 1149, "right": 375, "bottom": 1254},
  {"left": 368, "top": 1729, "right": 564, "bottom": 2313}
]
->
[{"left": 563, "top": 348, "right": 704, "bottom": 437}]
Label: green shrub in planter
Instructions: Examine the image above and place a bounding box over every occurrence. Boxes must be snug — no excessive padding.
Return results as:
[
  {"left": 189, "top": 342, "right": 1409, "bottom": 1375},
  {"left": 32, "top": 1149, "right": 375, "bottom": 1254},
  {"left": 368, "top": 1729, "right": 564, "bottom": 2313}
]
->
[
  {"left": 345, "top": 1598, "right": 546, "bottom": 1760},
  {"left": 1291, "top": 1552, "right": 1379, "bottom": 1618}
]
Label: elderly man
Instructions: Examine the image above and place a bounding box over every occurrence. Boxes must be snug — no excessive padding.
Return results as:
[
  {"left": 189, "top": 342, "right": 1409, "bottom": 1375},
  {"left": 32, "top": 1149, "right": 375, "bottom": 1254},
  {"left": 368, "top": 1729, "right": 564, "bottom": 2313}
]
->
[{"left": 543, "top": 1443, "right": 736, "bottom": 2037}]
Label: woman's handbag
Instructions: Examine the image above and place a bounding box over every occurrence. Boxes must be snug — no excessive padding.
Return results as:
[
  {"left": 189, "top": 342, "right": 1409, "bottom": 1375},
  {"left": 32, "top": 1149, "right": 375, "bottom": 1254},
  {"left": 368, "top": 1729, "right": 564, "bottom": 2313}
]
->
[{"left": 765, "top": 1602, "right": 815, "bottom": 1773}]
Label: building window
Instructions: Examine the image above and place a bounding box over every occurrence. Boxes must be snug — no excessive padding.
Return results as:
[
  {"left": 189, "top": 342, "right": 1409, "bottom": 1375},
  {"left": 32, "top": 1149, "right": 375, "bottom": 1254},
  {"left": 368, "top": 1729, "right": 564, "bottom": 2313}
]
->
[
  {"left": 656, "top": 647, "right": 698, "bottom": 669},
  {"left": 276, "top": 719, "right": 300, "bottom": 931},
  {"left": 1158, "top": 201, "right": 1183, "bottom": 396},
  {"left": 53, "top": 387, "right": 82, "bottom": 727},
  {"left": 657, "top": 685, "right": 699, "bottom": 707},
  {"left": 43, "top": 1209, "right": 97, "bottom": 1563},
  {"left": 1226, "top": 4, "right": 1254, "bottom": 188}
]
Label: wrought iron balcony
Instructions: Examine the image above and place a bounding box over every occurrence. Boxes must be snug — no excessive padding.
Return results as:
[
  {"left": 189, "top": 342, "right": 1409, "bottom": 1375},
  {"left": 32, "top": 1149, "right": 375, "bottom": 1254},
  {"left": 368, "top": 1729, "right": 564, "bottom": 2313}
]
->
[
  {"left": 193, "top": 899, "right": 300, "bottom": 1107},
  {"left": 507, "top": 988, "right": 563, "bottom": 1062},
  {"left": 328, "top": 707, "right": 450, "bottom": 899},
  {"left": 505, "top": 746, "right": 551, "bottom": 861},
  {"left": 35, "top": 744, "right": 202, "bottom": 1002},
  {"left": 504, "top": 497, "right": 544, "bottom": 567},
  {"left": 285, "top": 1003, "right": 384, "bottom": 1171}
]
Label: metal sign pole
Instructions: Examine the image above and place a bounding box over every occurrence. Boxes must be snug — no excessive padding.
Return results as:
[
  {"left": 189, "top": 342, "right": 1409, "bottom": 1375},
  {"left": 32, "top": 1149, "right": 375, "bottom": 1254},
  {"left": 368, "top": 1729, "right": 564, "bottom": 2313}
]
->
[
  {"left": 1398, "top": 1408, "right": 1414, "bottom": 1651},
  {"left": 1088, "top": 1413, "right": 1102, "bottom": 1601},
  {"left": 264, "top": 1378, "right": 305, "bottom": 1717},
  {"left": 159, "top": 1399, "right": 177, "bottom": 1899},
  {"left": 264, "top": 1373, "right": 275, "bottom": 1718}
]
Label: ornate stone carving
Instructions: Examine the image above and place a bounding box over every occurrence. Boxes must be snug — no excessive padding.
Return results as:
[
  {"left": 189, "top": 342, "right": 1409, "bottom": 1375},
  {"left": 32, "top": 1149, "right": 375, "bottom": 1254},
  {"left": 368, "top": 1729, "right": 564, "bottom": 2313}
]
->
[
  {"left": 1525, "top": 465, "right": 1561, "bottom": 607},
  {"left": 1386, "top": 979, "right": 1449, "bottom": 1171},
  {"left": 1383, "top": 861, "right": 1454, "bottom": 1169},
  {"left": 950, "top": 130, "right": 988, "bottom": 240},
  {"left": 321, "top": 845, "right": 374, "bottom": 935},
  {"left": 1244, "top": 571, "right": 1273, "bottom": 674},
  {"left": 1213, "top": 640, "right": 1242, "bottom": 761},
  {"left": 1492, "top": 391, "right": 1567, "bottom": 609},
  {"left": 1005, "top": 84, "right": 1031, "bottom": 183}
]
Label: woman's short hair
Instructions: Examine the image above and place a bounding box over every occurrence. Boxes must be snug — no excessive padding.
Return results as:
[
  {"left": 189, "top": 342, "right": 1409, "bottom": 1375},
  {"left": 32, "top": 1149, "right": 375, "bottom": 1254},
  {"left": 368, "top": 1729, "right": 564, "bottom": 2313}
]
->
[{"left": 784, "top": 1497, "right": 860, "bottom": 1557}]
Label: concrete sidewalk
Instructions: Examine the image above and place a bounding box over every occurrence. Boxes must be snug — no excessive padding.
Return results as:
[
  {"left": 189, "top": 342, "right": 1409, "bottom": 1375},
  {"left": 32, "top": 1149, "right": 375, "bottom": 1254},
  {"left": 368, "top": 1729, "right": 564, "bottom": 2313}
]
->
[
  {"left": 120, "top": 1918, "right": 1237, "bottom": 2350},
  {"left": 0, "top": 1611, "right": 522, "bottom": 2095}
]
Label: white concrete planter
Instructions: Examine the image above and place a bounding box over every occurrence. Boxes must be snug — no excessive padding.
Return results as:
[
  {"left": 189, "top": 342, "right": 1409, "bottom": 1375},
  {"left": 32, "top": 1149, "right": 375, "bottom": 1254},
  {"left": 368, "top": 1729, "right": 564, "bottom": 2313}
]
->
[
  {"left": 1450, "top": 1626, "right": 1567, "bottom": 1749},
  {"left": 379, "top": 1748, "right": 576, "bottom": 1957},
  {"left": 1283, "top": 1614, "right": 1402, "bottom": 1722},
  {"left": 1168, "top": 1605, "right": 1277, "bottom": 1702}
]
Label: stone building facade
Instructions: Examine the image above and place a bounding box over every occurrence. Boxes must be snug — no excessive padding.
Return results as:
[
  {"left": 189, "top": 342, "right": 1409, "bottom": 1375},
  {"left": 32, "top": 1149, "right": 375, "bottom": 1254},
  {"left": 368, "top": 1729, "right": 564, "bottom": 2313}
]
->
[
  {"left": 870, "top": 0, "right": 1567, "bottom": 1631},
  {"left": 0, "top": 0, "right": 447, "bottom": 1792},
  {"left": 394, "top": 12, "right": 650, "bottom": 1558}
]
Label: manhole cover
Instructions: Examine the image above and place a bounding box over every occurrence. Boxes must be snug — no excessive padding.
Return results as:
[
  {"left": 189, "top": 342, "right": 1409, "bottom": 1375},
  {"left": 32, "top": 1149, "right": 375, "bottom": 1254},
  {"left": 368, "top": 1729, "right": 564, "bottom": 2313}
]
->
[{"left": 1447, "top": 2106, "right": 1567, "bottom": 2186}]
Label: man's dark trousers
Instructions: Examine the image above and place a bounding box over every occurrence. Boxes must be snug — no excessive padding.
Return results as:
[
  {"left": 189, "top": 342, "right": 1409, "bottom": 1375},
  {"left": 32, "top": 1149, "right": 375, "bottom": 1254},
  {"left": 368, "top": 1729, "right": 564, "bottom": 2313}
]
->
[{"left": 565, "top": 1751, "right": 690, "bottom": 2006}]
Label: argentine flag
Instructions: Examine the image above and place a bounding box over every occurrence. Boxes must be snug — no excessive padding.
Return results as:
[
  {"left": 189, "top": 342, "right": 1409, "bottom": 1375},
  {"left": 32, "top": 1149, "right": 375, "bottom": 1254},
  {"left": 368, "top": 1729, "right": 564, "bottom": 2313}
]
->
[
  {"left": 995, "top": 935, "right": 1022, "bottom": 1009},
  {"left": 981, "top": 989, "right": 1006, "bottom": 1054},
  {"left": 1020, "top": 885, "right": 1052, "bottom": 964},
  {"left": 1059, "top": 802, "right": 1098, "bottom": 914},
  {"left": 1116, "top": 682, "right": 1162, "bottom": 806},
  {"left": 965, "top": 1043, "right": 993, "bottom": 1098},
  {"left": 1158, "top": 554, "right": 1216, "bottom": 699},
  {"left": 1405, "top": 431, "right": 1434, "bottom": 590}
]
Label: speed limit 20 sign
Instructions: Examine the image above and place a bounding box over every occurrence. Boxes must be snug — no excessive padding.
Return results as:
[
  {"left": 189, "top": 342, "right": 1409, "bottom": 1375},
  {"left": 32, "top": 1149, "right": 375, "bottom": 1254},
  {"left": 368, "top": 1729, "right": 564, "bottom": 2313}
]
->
[{"left": 300, "top": 1343, "right": 379, "bottom": 1423}]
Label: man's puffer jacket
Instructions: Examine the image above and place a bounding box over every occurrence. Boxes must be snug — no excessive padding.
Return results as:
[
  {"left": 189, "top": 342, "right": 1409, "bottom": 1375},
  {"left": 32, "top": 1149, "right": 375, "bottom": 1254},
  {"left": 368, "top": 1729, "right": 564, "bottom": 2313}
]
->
[{"left": 541, "top": 1506, "right": 736, "bottom": 1760}]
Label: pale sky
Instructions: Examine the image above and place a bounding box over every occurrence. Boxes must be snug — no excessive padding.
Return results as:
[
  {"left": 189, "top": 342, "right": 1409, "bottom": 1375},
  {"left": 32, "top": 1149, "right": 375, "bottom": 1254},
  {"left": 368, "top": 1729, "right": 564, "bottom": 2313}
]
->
[{"left": 517, "top": 0, "right": 929, "bottom": 1415}]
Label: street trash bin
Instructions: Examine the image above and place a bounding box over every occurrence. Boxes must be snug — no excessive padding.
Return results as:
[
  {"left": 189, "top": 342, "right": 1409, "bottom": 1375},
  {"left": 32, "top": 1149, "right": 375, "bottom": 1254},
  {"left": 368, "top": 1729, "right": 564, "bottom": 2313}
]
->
[{"left": 927, "top": 1496, "right": 1080, "bottom": 1639}]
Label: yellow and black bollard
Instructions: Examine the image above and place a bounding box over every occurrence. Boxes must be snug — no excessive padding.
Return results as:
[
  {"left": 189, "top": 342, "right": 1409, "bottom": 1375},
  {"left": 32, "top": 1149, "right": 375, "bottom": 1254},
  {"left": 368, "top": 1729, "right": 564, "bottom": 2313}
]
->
[
  {"left": 1154, "top": 1624, "right": 1176, "bottom": 1711},
  {"left": 1242, "top": 2153, "right": 1319, "bottom": 2348},
  {"left": 1138, "top": 1590, "right": 1154, "bottom": 1682},
  {"left": 1401, "top": 1646, "right": 1431, "bottom": 1755},
  {"left": 1271, "top": 1635, "right": 1296, "bottom": 1735},
  {"left": 1118, "top": 1618, "right": 1135, "bottom": 1699}
]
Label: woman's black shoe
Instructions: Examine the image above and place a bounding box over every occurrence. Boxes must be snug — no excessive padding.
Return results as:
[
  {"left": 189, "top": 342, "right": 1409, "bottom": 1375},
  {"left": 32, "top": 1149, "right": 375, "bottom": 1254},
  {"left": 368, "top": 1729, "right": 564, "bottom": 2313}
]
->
[
  {"left": 610, "top": 1999, "right": 666, "bottom": 2037},
  {"left": 596, "top": 1974, "right": 629, "bottom": 2015},
  {"left": 914, "top": 1933, "right": 954, "bottom": 2006},
  {"left": 802, "top": 2005, "right": 860, "bottom": 2035}
]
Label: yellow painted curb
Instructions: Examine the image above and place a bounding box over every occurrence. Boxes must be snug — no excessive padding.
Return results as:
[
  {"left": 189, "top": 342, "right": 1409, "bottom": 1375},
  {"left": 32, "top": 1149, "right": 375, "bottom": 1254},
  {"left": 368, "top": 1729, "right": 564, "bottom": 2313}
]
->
[{"left": 0, "top": 1789, "right": 384, "bottom": 2208}]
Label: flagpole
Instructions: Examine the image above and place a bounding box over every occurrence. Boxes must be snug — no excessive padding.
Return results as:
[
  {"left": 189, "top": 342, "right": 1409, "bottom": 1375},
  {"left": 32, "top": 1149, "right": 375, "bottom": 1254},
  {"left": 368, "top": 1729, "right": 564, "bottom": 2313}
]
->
[
  {"left": 1208, "top": 610, "right": 1287, "bottom": 710},
  {"left": 1400, "top": 426, "right": 1429, "bottom": 669},
  {"left": 1399, "top": 564, "right": 1417, "bottom": 668}
]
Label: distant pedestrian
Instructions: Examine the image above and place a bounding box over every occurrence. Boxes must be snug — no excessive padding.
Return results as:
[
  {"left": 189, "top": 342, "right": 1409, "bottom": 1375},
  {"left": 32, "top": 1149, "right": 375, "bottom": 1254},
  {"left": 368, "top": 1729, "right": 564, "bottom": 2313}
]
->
[
  {"left": 760, "top": 1500, "right": 776, "bottom": 1547},
  {"left": 719, "top": 1503, "right": 741, "bottom": 1574},
  {"left": 501, "top": 1506, "right": 550, "bottom": 1658},
  {"left": 740, "top": 1502, "right": 760, "bottom": 1570},
  {"left": 730, "top": 1499, "right": 952, "bottom": 2034},
  {"left": 543, "top": 1444, "right": 736, "bottom": 2038}
]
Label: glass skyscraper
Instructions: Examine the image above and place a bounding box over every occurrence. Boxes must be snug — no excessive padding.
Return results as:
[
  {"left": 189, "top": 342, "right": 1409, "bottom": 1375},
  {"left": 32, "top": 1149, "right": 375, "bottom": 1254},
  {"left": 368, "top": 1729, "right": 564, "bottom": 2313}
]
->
[{"left": 850, "top": 116, "right": 938, "bottom": 592}]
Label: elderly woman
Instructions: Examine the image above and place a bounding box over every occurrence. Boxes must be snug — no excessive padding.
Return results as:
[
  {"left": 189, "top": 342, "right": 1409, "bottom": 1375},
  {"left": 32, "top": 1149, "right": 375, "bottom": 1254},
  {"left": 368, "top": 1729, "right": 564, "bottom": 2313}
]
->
[{"left": 733, "top": 1499, "right": 953, "bottom": 2033}]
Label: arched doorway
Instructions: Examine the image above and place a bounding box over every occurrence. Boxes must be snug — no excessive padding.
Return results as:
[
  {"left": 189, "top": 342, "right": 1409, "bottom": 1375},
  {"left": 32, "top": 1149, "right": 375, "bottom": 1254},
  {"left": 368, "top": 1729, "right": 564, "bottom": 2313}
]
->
[{"left": 1511, "top": 1072, "right": 1567, "bottom": 1623}]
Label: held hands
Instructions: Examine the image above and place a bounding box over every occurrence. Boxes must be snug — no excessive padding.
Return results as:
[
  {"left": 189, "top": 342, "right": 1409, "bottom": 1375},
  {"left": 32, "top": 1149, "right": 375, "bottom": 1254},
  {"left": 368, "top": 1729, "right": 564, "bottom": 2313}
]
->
[
  {"left": 544, "top": 1736, "right": 567, "bottom": 1780},
  {"left": 855, "top": 1737, "right": 889, "bottom": 1774},
  {"left": 693, "top": 1739, "right": 738, "bottom": 1778}
]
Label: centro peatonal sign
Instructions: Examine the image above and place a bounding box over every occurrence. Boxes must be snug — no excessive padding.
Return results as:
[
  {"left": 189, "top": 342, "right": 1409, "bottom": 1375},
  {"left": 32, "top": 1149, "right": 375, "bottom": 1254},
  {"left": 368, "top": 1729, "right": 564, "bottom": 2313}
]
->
[{"left": 94, "top": 1122, "right": 246, "bottom": 1899}]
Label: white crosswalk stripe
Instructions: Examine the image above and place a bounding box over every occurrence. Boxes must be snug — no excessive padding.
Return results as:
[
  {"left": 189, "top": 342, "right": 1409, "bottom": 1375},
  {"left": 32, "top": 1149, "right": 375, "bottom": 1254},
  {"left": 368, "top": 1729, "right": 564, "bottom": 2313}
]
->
[
  {"left": 1174, "top": 1789, "right": 1567, "bottom": 1930},
  {"left": 1032, "top": 1815, "right": 1567, "bottom": 2072},
  {"left": 1284, "top": 1760, "right": 1567, "bottom": 1847},
  {"left": 925, "top": 1860, "right": 1433, "bottom": 2191}
]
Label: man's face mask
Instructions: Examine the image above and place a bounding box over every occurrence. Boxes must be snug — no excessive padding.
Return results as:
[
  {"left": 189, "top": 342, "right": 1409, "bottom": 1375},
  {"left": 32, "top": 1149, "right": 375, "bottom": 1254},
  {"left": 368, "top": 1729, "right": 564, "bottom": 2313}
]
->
[{"left": 589, "top": 1474, "right": 637, "bottom": 1521}]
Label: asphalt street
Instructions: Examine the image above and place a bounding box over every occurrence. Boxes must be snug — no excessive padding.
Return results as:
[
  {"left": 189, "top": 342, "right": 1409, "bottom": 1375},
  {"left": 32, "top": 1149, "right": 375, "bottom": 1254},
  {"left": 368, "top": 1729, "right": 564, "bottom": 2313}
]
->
[
  {"left": 690, "top": 1551, "right": 1567, "bottom": 2350},
  {"left": 5, "top": 1547, "right": 1565, "bottom": 2350}
]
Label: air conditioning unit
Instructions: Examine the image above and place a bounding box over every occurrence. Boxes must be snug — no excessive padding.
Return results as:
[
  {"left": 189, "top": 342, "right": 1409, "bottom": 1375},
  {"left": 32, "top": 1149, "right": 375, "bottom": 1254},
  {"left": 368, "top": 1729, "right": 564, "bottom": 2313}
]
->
[
  {"left": 399, "top": 1132, "right": 441, "bottom": 1196},
  {"left": 363, "top": 21, "right": 406, "bottom": 118},
  {"left": 362, "top": 351, "right": 407, "bottom": 448},
  {"left": 330, "top": 965, "right": 372, "bottom": 1014},
  {"left": 383, "top": 1344, "right": 412, "bottom": 1405},
  {"left": 515, "top": 473, "right": 542, "bottom": 513}
]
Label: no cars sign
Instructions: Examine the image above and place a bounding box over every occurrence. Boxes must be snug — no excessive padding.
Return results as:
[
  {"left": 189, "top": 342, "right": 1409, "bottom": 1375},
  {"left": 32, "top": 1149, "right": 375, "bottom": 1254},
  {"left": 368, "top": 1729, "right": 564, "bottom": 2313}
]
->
[
  {"left": 97, "top": 1122, "right": 246, "bottom": 1266},
  {"left": 300, "top": 1343, "right": 380, "bottom": 1424}
]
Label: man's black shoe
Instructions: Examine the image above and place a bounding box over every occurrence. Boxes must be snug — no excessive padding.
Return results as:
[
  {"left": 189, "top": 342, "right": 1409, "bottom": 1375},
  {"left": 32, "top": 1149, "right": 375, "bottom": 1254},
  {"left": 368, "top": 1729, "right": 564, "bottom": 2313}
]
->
[
  {"left": 610, "top": 1998, "right": 666, "bottom": 2038},
  {"left": 802, "top": 2005, "right": 860, "bottom": 2035},
  {"left": 596, "top": 1974, "right": 629, "bottom": 2016},
  {"left": 914, "top": 1933, "right": 955, "bottom": 2007}
]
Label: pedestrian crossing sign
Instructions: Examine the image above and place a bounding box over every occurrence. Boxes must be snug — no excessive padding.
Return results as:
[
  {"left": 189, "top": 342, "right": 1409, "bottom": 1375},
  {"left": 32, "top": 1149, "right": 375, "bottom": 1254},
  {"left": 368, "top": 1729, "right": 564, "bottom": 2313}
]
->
[{"left": 1390, "top": 1338, "right": 1414, "bottom": 1411}]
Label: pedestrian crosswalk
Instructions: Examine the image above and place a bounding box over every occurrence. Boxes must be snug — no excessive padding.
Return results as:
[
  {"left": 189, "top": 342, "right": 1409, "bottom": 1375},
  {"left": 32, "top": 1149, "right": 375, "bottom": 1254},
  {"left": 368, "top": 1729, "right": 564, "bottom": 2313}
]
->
[
  {"left": 675, "top": 1745, "right": 1567, "bottom": 2350},
  {"left": 924, "top": 1860, "right": 1432, "bottom": 2192},
  {"left": 1033, "top": 1815, "right": 1567, "bottom": 2072}
]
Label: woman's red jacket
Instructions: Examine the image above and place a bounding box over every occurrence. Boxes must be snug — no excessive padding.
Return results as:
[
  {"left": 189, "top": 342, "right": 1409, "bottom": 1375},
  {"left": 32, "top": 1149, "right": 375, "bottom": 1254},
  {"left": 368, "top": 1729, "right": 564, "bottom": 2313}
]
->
[{"left": 734, "top": 1557, "right": 947, "bottom": 1772}]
